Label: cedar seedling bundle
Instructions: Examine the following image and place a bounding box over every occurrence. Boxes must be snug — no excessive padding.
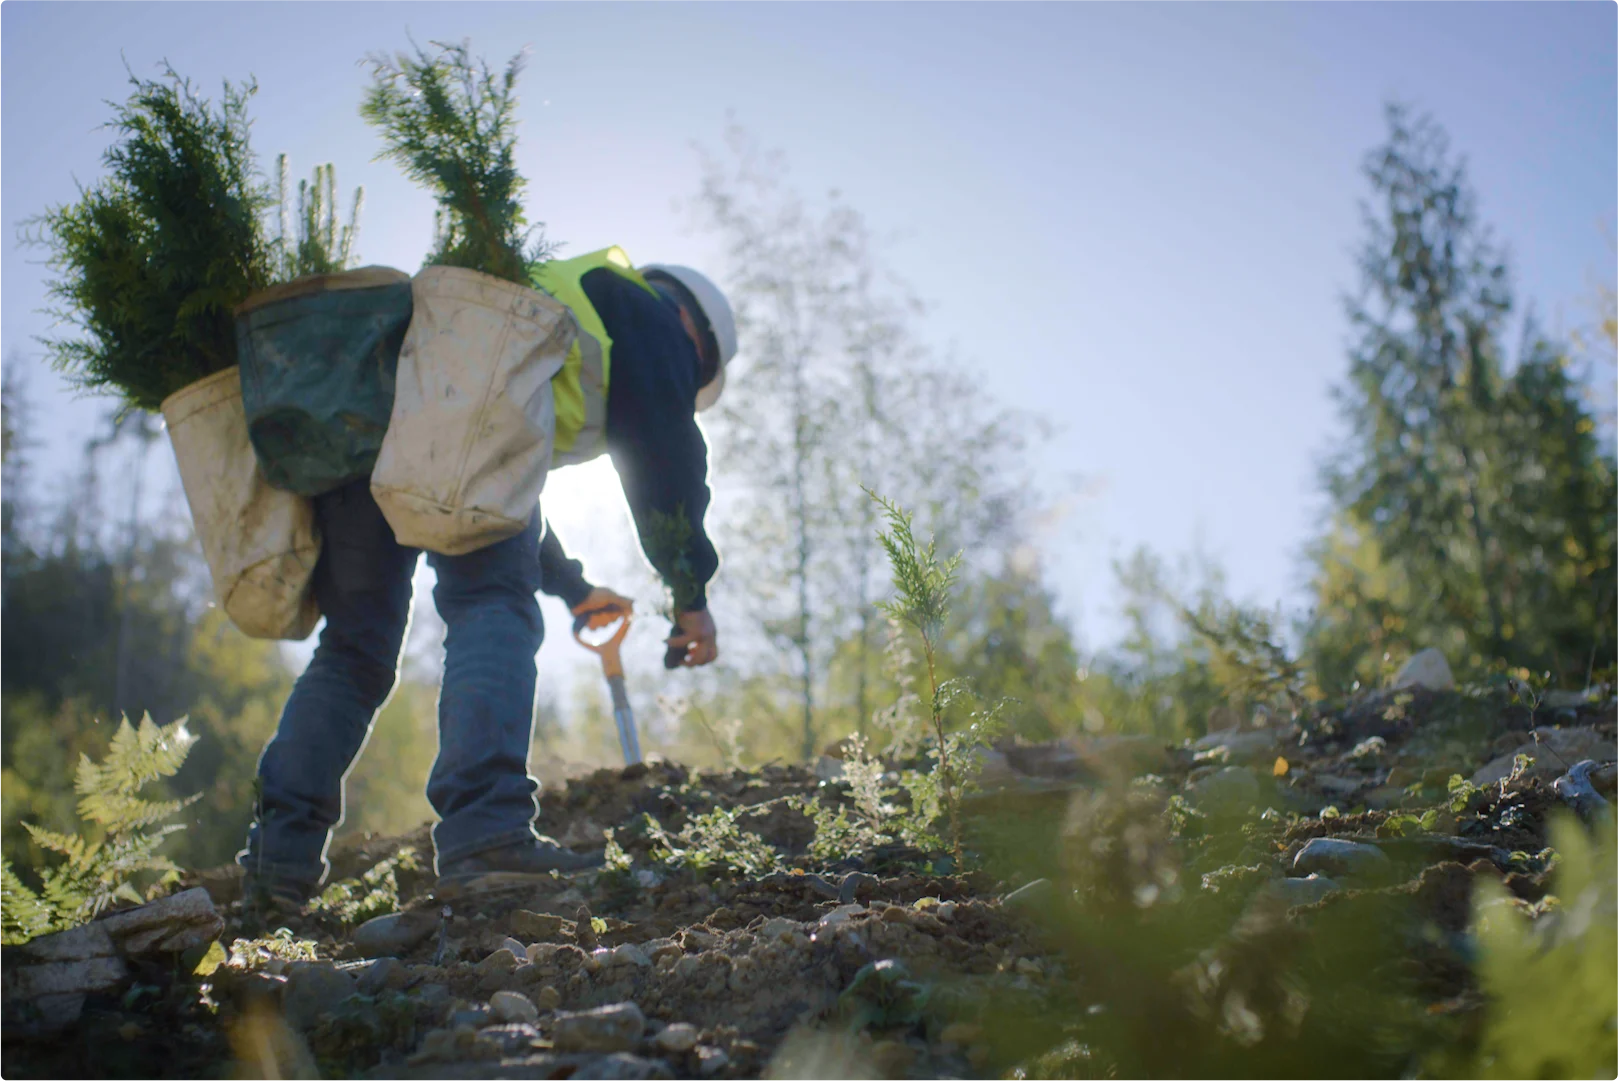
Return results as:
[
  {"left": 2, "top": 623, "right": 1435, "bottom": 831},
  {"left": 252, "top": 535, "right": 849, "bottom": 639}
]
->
[
  {"left": 361, "top": 39, "right": 553, "bottom": 285},
  {"left": 32, "top": 65, "right": 275, "bottom": 411},
  {"left": 271, "top": 154, "right": 365, "bottom": 281}
]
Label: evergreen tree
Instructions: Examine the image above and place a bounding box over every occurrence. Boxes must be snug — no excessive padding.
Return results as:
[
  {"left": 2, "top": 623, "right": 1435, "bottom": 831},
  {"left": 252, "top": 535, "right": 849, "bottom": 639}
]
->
[{"left": 1313, "top": 105, "right": 1615, "bottom": 687}]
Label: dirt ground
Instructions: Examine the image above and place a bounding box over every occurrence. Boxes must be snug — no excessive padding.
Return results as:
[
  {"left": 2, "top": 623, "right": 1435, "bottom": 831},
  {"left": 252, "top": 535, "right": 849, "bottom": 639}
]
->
[{"left": 3, "top": 684, "right": 1611, "bottom": 1079}]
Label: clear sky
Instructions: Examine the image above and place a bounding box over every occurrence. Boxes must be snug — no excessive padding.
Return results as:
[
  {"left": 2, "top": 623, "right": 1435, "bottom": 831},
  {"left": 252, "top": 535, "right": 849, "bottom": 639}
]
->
[{"left": 3, "top": 2, "right": 1614, "bottom": 686}]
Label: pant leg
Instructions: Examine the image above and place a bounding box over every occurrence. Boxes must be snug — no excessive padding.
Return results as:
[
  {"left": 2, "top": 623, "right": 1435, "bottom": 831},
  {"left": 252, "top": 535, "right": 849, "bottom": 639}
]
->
[
  {"left": 240, "top": 480, "right": 418, "bottom": 890},
  {"left": 425, "top": 513, "right": 546, "bottom": 867}
]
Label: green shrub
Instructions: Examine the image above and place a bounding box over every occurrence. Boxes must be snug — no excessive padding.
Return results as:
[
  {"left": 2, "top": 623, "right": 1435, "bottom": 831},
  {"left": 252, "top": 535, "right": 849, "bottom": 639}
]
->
[
  {"left": 1, "top": 714, "right": 199, "bottom": 943},
  {"left": 1452, "top": 813, "right": 1617, "bottom": 1078},
  {"left": 361, "top": 39, "right": 553, "bottom": 285},
  {"left": 30, "top": 64, "right": 273, "bottom": 411}
]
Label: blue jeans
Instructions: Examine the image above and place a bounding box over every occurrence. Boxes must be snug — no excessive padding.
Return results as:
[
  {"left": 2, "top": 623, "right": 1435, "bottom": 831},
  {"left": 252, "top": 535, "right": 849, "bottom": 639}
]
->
[{"left": 240, "top": 480, "right": 545, "bottom": 889}]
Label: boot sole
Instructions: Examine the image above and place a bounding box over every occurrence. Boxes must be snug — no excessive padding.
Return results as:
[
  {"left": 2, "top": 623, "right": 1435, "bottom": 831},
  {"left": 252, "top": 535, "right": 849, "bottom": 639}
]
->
[{"left": 433, "top": 866, "right": 601, "bottom": 899}]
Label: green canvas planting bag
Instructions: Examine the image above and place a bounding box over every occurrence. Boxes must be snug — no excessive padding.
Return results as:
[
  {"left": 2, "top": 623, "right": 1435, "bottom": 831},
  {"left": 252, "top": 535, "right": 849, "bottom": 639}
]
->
[{"left": 234, "top": 266, "right": 413, "bottom": 496}]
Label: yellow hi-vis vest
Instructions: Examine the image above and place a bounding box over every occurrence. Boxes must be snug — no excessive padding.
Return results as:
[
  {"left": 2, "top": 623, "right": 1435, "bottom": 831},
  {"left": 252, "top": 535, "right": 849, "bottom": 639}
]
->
[{"left": 529, "top": 246, "right": 661, "bottom": 467}]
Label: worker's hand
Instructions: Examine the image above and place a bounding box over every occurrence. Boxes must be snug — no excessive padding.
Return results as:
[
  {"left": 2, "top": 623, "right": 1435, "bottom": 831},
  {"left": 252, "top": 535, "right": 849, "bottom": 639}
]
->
[
  {"left": 571, "top": 587, "right": 634, "bottom": 630},
  {"left": 665, "top": 609, "right": 718, "bottom": 668}
]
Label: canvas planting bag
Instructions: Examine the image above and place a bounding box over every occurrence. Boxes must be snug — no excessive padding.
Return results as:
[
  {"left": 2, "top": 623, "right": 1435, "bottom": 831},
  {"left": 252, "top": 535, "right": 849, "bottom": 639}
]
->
[
  {"left": 234, "top": 266, "right": 413, "bottom": 497},
  {"left": 371, "top": 266, "right": 576, "bottom": 555},
  {"left": 161, "top": 366, "right": 321, "bottom": 639}
]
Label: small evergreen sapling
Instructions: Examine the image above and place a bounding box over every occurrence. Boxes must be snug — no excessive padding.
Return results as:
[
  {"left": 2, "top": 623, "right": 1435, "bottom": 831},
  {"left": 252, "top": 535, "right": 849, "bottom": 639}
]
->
[
  {"left": 869, "top": 489, "right": 967, "bottom": 861},
  {"left": 271, "top": 155, "right": 364, "bottom": 280},
  {"left": 361, "top": 39, "right": 554, "bottom": 285},
  {"left": 30, "top": 64, "right": 273, "bottom": 411},
  {"left": 1, "top": 714, "right": 200, "bottom": 944}
]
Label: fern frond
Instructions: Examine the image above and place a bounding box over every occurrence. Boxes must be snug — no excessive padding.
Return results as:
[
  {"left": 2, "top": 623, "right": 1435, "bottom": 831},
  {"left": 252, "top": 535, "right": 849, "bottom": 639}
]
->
[{"left": 1, "top": 861, "right": 57, "bottom": 944}]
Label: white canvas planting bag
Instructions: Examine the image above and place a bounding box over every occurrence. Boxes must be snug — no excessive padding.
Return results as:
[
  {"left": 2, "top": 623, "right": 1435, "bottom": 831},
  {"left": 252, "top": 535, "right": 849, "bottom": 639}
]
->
[
  {"left": 371, "top": 266, "right": 576, "bottom": 555},
  {"left": 161, "top": 366, "right": 321, "bottom": 639}
]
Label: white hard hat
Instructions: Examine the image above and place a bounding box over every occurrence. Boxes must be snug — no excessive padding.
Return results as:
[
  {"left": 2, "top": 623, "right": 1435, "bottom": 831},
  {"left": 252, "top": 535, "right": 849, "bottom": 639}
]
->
[{"left": 642, "top": 263, "right": 736, "bottom": 412}]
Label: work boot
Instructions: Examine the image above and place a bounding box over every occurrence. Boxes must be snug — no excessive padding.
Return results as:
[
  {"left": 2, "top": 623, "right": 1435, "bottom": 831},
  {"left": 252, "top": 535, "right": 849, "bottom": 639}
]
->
[
  {"left": 240, "top": 873, "right": 313, "bottom": 934},
  {"left": 435, "top": 837, "right": 604, "bottom": 895}
]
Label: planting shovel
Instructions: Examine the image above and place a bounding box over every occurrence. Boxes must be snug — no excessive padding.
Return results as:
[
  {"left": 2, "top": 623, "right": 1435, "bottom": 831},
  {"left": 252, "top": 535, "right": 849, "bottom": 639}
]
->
[{"left": 572, "top": 603, "right": 643, "bottom": 765}]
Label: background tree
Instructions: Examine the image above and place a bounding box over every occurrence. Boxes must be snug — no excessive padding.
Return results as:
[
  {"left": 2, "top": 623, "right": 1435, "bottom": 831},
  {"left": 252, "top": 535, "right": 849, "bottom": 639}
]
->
[
  {"left": 691, "top": 126, "right": 1047, "bottom": 759},
  {"left": 1311, "top": 104, "right": 1616, "bottom": 690}
]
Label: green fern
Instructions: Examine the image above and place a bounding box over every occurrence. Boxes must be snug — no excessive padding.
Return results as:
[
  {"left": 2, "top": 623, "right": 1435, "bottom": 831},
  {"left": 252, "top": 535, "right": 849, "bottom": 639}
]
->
[{"left": 0, "top": 714, "right": 199, "bottom": 943}]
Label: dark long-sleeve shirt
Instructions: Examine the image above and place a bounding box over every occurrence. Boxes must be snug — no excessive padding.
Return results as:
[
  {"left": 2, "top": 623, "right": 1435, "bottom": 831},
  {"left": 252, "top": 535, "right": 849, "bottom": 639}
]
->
[{"left": 538, "top": 268, "right": 719, "bottom": 612}]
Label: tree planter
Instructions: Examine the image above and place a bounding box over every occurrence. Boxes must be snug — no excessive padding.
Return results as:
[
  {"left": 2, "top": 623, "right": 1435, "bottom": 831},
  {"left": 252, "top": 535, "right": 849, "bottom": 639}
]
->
[
  {"left": 370, "top": 266, "right": 575, "bottom": 555},
  {"left": 235, "top": 266, "right": 413, "bottom": 496},
  {"left": 161, "top": 367, "right": 321, "bottom": 639}
]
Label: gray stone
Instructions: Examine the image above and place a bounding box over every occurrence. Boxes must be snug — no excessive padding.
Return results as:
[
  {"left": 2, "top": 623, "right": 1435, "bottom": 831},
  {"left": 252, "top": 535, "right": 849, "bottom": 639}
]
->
[
  {"left": 608, "top": 943, "right": 652, "bottom": 968},
  {"left": 1190, "top": 766, "right": 1261, "bottom": 811},
  {"left": 12, "top": 921, "right": 117, "bottom": 964},
  {"left": 284, "top": 962, "right": 357, "bottom": 1031},
  {"left": 1292, "top": 838, "right": 1390, "bottom": 878},
  {"left": 490, "top": 989, "right": 540, "bottom": 1024},
  {"left": 511, "top": 910, "right": 567, "bottom": 941},
  {"left": 1269, "top": 874, "right": 1341, "bottom": 907},
  {"left": 99, "top": 888, "right": 224, "bottom": 956},
  {"left": 552, "top": 1001, "right": 647, "bottom": 1052},
  {"left": 759, "top": 917, "right": 802, "bottom": 941},
  {"left": 4, "top": 955, "right": 127, "bottom": 1000},
  {"left": 1391, "top": 648, "right": 1454, "bottom": 692},
  {"left": 575, "top": 1053, "right": 675, "bottom": 1080},
  {"left": 477, "top": 946, "right": 521, "bottom": 975},
  {"left": 697, "top": 1045, "right": 731, "bottom": 1076},
  {"left": 654, "top": 1022, "right": 700, "bottom": 1053},
  {"left": 1002, "top": 878, "right": 1056, "bottom": 910},
  {"left": 814, "top": 755, "right": 846, "bottom": 782},
  {"left": 353, "top": 910, "right": 439, "bottom": 958},
  {"left": 1554, "top": 760, "right": 1611, "bottom": 819},
  {"left": 817, "top": 904, "right": 865, "bottom": 927},
  {"left": 1192, "top": 728, "right": 1282, "bottom": 765},
  {"left": 838, "top": 872, "right": 878, "bottom": 904},
  {"left": 1471, "top": 728, "right": 1617, "bottom": 787},
  {"left": 356, "top": 956, "right": 405, "bottom": 995}
]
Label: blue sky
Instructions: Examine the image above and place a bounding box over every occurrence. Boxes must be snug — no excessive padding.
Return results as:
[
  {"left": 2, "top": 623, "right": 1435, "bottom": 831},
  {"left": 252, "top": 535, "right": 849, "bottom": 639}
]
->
[{"left": 3, "top": 2, "right": 1614, "bottom": 681}]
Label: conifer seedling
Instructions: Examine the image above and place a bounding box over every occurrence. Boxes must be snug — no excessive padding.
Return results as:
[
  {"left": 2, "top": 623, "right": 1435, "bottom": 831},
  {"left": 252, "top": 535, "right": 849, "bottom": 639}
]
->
[
  {"left": 29, "top": 64, "right": 274, "bottom": 411},
  {"left": 361, "top": 39, "right": 554, "bottom": 285}
]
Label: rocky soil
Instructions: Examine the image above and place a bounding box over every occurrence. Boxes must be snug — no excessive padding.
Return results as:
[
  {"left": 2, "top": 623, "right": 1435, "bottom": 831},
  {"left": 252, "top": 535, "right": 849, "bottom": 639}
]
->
[{"left": 4, "top": 666, "right": 1613, "bottom": 1079}]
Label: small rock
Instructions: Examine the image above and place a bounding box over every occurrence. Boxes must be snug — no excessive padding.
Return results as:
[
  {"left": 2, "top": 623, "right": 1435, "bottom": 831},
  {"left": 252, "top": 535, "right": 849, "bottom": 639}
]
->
[
  {"left": 759, "top": 917, "right": 801, "bottom": 941},
  {"left": 1268, "top": 874, "right": 1341, "bottom": 907},
  {"left": 499, "top": 936, "right": 529, "bottom": 958},
  {"left": 632, "top": 868, "right": 661, "bottom": 889},
  {"left": 654, "top": 1021, "right": 700, "bottom": 1053},
  {"left": 1293, "top": 838, "right": 1390, "bottom": 878},
  {"left": 1192, "top": 728, "right": 1282, "bottom": 765},
  {"left": 1471, "top": 728, "right": 1617, "bottom": 787},
  {"left": 356, "top": 957, "right": 405, "bottom": 995},
  {"left": 576, "top": 907, "right": 600, "bottom": 949},
  {"left": 283, "top": 963, "right": 356, "bottom": 1031},
  {"left": 576, "top": 1053, "right": 675, "bottom": 1080},
  {"left": 696, "top": 1045, "right": 731, "bottom": 1077},
  {"left": 647, "top": 940, "right": 683, "bottom": 964},
  {"left": 489, "top": 989, "right": 539, "bottom": 1024},
  {"left": 476, "top": 947, "right": 520, "bottom": 976},
  {"left": 98, "top": 888, "right": 224, "bottom": 956},
  {"left": 1190, "top": 766, "right": 1261, "bottom": 812},
  {"left": 609, "top": 943, "right": 652, "bottom": 968},
  {"left": 1002, "top": 878, "right": 1055, "bottom": 910},
  {"left": 353, "top": 910, "right": 439, "bottom": 958},
  {"left": 1391, "top": 648, "right": 1454, "bottom": 692},
  {"left": 934, "top": 901, "right": 957, "bottom": 921},
  {"left": 511, "top": 910, "right": 567, "bottom": 941},
  {"left": 1014, "top": 957, "right": 1043, "bottom": 977},
  {"left": 818, "top": 904, "right": 866, "bottom": 927},
  {"left": 838, "top": 872, "right": 878, "bottom": 904},
  {"left": 800, "top": 874, "right": 841, "bottom": 900},
  {"left": 1554, "top": 760, "right": 1611, "bottom": 819},
  {"left": 552, "top": 1001, "right": 647, "bottom": 1052},
  {"left": 535, "top": 984, "right": 562, "bottom": 1010},
  {"left": 450, "top": 1004, "right": 491, "bottom": 1028}
]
